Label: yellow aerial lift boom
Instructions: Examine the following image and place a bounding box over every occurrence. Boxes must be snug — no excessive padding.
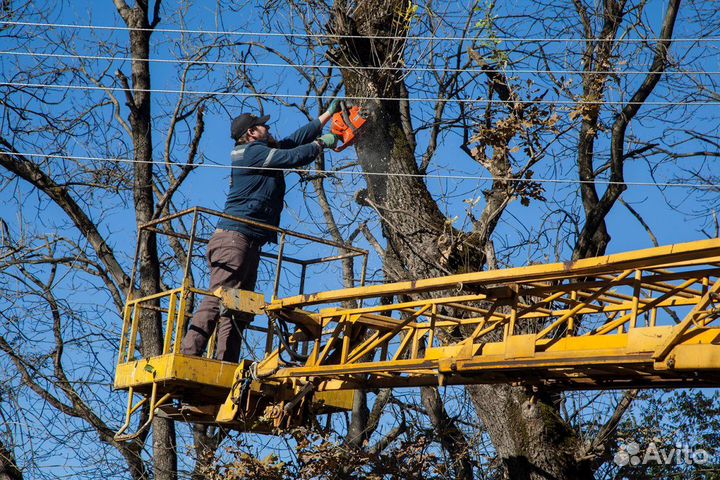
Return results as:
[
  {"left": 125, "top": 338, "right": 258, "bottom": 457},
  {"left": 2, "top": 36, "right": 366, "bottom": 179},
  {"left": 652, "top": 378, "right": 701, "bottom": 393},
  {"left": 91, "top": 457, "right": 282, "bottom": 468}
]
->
[{"left": 113, "top": 208, "right": 720, "bottom": 440}]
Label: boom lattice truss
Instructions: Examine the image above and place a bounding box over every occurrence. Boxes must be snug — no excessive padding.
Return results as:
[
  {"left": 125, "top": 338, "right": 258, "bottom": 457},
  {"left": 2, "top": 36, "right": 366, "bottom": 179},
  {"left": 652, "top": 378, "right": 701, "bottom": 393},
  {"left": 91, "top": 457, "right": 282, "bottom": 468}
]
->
[{"left": 113, "top": 209, "right": 720, "bottom": 439}]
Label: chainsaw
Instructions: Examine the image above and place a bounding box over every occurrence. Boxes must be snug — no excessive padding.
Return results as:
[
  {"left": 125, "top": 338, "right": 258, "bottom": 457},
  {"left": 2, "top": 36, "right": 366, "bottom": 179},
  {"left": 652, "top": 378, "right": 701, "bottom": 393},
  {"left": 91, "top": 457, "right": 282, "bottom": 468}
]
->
[{"left": 330, "top": 101, "right": 367, "bottom": 152}]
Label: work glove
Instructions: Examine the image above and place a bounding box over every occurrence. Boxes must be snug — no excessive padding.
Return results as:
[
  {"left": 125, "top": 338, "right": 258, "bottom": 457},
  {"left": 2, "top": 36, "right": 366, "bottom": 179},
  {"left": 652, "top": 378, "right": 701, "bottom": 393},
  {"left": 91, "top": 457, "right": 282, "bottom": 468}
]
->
[
  {"left": 325, "top": 99, "right": 342, "bottom": 116},
  {"left": 317, "top": 133, "right": 340, "bottom": 149}
]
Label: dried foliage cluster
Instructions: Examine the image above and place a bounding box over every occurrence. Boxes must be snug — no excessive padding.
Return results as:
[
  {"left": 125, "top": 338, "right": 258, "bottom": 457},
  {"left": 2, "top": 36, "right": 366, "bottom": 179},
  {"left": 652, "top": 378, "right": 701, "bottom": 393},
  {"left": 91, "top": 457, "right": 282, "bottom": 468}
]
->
[{"left": 201, "top": 429, "right": 441, "bottom": 480}]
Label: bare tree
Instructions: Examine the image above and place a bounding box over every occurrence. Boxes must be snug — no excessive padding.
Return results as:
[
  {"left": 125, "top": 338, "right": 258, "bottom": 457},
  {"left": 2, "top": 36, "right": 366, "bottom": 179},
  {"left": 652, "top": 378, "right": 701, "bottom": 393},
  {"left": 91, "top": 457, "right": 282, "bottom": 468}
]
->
[
  {"left": 0, "top": 1, "right": 238, "bottom": 478},
  {"left": 315, "top": 0, "right": 693, "bottom": 477}
]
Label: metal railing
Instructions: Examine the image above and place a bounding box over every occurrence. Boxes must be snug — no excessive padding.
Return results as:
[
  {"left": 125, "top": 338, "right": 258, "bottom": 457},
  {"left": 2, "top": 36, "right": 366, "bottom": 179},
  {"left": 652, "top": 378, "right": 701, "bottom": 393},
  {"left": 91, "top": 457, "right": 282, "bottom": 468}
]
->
[{"left": 117, "top": 207, "right": 369, "bottom": 364}]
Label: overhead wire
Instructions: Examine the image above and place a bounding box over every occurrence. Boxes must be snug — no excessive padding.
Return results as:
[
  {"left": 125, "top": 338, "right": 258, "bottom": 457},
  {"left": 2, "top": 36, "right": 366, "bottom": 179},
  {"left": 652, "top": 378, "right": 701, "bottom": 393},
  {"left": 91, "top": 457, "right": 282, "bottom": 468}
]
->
[
  {"left": 2, "top": 50, "right": 719, "bottom": 76},
  {"left": 2, "top": 24, "right": 717, "bottom": 188},
  {"left": 2, "top": 151, "right": 717, "bottom": 190},
  {"left": 2, "top": 82, "right": 718, "bottom": 106},
  {"left": 2, "top": 20, "right": 719, "bottom": 43}
]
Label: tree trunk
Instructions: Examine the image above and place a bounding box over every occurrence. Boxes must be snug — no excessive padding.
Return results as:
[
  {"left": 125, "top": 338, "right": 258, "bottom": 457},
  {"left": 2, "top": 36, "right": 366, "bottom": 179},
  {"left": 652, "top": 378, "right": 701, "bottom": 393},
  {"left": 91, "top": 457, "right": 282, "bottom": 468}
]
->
[
  {"left": 468, "top": 385, "right": 592, "bottom": 479},
  {"left": 329, "top": 2, "right": 589, "bottom": 478},
  {"left": 119, "top": 4, "right": 178, "bottom": 479},
  {"left": 0, "top": 442, "right": 21, "bottom": 480}
]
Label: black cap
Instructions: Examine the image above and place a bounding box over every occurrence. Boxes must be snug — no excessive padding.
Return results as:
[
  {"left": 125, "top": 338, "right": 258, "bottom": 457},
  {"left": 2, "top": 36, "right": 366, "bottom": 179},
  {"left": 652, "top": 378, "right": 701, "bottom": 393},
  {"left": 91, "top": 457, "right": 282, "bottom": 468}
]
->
[{"left": 231, "top": 113, "right": 271, "bottom": 140}]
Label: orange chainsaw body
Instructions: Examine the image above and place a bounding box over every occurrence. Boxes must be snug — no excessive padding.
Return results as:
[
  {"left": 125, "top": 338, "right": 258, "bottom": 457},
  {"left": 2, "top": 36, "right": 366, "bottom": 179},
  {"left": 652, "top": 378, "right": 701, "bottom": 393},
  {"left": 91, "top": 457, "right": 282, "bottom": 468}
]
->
[{"left": 330, "top": 104, "right": 367, "bottom": 152}]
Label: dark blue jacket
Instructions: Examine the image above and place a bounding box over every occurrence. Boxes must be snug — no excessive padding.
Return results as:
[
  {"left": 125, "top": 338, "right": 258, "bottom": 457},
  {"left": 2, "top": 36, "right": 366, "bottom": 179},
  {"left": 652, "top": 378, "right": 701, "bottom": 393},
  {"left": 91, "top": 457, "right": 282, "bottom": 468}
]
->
[{"left": 217, "top": 119, "right": 322, "bottom": 243}]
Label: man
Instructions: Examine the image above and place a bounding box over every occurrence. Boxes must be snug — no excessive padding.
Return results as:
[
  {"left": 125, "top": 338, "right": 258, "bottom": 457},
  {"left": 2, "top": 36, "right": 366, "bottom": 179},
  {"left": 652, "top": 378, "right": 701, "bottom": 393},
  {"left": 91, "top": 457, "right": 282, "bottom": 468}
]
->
[{"left": 181, "top": 101, "right": 341, "bottom": 362}]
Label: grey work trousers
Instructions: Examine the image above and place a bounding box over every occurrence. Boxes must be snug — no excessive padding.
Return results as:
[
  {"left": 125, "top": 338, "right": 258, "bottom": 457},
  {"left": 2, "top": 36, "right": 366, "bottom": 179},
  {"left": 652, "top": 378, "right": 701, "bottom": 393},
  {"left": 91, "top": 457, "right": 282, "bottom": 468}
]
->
[{"left": 180, "top": 229, "right": 262, "bottom": 363}]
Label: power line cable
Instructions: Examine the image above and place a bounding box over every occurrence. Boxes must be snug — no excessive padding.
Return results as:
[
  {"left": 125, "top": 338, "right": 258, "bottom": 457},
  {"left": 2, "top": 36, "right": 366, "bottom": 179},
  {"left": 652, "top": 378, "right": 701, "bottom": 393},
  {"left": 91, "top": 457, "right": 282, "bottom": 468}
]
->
[
  {"left": 2, "top": 81, "right": 718, "bottom": 106},
  {"left": 2, "top": 20, "right": 719, "bottom": 43},
  {"left": 3, "top": 50, "right": 719, "bottom": 76},
  {"left": 3, "top": 151, "right": 718, "bottom": 190}
]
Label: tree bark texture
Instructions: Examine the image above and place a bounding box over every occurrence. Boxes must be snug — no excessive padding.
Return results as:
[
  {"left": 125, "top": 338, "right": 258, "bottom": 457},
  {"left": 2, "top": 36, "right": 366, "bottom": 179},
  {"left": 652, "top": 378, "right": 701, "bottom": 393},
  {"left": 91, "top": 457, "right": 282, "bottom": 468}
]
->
[
  {"left": 469, "top": 385, "right": 593, "bottom": 479},
  {"left": 0, "top": 442, "right": 21, "bottom": 480}
]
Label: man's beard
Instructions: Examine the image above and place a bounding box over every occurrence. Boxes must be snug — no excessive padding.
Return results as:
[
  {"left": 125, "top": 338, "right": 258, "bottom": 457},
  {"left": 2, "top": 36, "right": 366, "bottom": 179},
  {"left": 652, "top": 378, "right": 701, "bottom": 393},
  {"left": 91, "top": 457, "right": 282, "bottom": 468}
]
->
[{"left": 267, "top": 137, "right": 279, "bottom": 148}]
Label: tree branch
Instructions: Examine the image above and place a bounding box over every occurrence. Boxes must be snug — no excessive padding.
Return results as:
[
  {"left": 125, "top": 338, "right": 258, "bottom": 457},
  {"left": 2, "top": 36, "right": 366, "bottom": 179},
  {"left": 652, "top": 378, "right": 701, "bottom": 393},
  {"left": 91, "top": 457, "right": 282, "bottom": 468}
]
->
[
  {"left": 573, "top": 0, "right": 679, "bottom": 260},
  {"left": 581, "top": 389, "right": 638, "bottom": 462},
  {"left": 619, "top": 198, "right": 658, "bottom": 247},
  {"left": 0, "top": 144, "right": 130, "bottom": 295},
  {"left": 113, "top": 0, "right": 132, "bottom": 23},
  {"left": 150, "top": 0, "right": 162, "bottom": 28},
  {"left": 153, "top": 106, "right": 204, "bottom": 219}
]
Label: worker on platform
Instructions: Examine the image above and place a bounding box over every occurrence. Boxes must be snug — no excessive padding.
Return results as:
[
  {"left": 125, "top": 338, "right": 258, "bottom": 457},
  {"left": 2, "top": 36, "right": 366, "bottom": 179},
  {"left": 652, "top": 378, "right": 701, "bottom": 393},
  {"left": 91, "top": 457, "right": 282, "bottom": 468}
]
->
[{"left": 180, "top": 101, "right": 342, "bottom": 363}]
